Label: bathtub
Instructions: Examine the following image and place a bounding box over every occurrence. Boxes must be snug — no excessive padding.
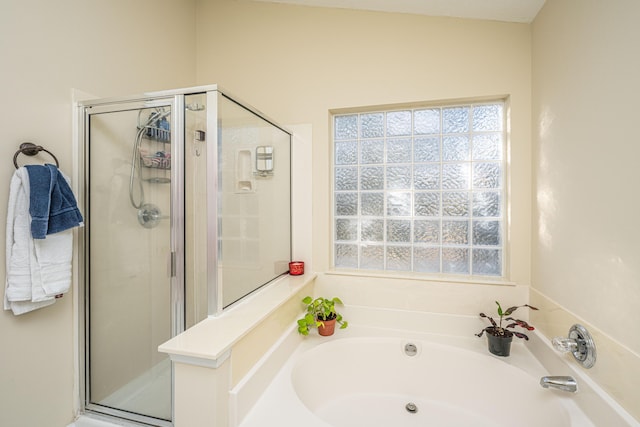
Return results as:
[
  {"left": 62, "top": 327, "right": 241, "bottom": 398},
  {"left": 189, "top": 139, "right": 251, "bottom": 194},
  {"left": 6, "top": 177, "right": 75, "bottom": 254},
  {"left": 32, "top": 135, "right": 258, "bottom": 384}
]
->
[
  {"left": 231, "top": 306, "right": 638, "bottom": 427},
  {"left": 292, "top": 337, "right": 574, "bottom": 427}
]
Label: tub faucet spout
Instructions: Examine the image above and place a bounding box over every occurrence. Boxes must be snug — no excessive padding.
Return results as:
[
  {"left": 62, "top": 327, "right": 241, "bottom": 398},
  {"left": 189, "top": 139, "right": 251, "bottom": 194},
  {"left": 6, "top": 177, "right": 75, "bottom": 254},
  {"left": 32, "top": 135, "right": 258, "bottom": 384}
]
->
[{"left": 540, "top": 376, "right": 577, "bottom": 393}]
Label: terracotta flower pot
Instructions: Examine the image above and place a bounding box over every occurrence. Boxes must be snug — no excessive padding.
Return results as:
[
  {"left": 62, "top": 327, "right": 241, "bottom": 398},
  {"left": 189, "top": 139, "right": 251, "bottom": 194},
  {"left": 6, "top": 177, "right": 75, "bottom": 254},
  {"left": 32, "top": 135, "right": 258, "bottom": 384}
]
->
[
  {"left": 486, "top": 328, "right": 513, "bottom": 357},
  {"left": 318, "top": 318, "right": 337, "bottom": 336}
]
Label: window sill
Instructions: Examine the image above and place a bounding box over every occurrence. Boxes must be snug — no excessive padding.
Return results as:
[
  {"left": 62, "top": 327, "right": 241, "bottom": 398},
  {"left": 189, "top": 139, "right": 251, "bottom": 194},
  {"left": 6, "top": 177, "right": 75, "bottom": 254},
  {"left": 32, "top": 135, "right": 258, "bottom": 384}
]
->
[{"left": 325, "top": 269, "right": 516, "bottom": 287}]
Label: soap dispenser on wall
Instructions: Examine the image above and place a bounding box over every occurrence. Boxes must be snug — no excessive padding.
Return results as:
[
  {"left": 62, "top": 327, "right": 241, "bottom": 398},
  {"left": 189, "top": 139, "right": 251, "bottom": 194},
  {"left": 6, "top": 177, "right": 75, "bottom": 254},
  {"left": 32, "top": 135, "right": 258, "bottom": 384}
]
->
[{"left": 255, "top": 146, "right": 274, "bottom": 177}]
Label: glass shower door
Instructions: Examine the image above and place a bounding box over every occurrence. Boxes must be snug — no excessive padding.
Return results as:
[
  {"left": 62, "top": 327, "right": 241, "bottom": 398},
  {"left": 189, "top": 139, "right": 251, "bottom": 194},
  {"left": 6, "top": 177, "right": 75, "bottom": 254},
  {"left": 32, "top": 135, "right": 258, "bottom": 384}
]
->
[{"left": 85, "top": 100, "right": 179, "bottom": 426}]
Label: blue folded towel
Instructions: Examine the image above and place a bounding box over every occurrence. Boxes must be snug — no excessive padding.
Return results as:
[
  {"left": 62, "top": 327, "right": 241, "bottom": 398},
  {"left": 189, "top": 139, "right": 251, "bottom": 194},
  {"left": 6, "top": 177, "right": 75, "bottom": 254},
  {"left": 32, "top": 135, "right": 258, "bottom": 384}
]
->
[{"left": 25, "top": 164, "right": 84, "bottom": 239}]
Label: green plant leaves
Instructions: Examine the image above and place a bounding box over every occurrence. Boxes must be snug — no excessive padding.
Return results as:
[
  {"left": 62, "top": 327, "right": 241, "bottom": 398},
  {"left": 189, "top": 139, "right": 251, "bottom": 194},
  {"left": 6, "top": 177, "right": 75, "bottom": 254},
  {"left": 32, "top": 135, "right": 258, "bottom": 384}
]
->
[
  {"left": 297, "top": 296, "right": 348, "bottom": 335},
  {"left": 477, "top": 301, "right": 538, "bottom": 342}
]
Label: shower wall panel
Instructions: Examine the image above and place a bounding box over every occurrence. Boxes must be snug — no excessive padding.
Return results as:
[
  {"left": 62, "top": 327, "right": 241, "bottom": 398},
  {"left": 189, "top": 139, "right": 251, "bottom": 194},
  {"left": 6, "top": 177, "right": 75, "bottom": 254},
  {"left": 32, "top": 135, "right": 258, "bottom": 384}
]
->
[{"left": 217, "top": 95, "right": 291, "bottom": 308}]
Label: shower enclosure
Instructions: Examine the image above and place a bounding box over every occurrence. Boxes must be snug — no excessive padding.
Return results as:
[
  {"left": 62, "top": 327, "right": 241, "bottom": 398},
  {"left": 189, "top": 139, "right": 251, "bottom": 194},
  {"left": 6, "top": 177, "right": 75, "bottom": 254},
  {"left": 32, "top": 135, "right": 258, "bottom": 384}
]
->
[{"left": 77, "top": 85, "right": 291, "bottom": 426}]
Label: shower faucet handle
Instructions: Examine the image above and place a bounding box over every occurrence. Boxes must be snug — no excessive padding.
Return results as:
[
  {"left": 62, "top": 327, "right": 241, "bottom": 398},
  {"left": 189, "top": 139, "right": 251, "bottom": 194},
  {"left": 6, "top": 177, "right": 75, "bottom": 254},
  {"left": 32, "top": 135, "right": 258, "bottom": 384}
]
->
[
  {"left": 552, "top": 324, "right": 597, "bottom": 369},
  {"left": 552, "top": 337, "right": 578, "bottom": 353}
]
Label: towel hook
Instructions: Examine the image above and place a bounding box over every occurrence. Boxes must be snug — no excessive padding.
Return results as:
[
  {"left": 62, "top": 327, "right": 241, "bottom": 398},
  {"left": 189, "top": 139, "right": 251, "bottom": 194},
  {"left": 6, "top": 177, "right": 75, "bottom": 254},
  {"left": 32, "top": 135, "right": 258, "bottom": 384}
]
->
[{"left": 13, "top": 142, "right": 59, "bottom": 169}]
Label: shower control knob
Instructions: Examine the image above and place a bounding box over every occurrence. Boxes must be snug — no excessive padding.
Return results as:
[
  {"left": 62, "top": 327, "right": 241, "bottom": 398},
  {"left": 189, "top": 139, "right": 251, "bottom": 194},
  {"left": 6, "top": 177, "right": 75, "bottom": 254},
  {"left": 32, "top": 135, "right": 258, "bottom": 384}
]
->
[
  {"left": 552, "top": 337, "right": 578, "bottom": 353},
  {"left": 552, "top": 324, "right": 597, "bottom": 369},
  {"left": 137, "top": 203, "right": 168, "bottom": 229}
]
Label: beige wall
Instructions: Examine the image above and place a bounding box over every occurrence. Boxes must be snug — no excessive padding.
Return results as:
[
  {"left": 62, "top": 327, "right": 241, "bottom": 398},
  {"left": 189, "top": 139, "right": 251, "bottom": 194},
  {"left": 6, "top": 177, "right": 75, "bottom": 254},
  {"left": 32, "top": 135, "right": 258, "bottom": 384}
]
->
[
  {"left": 0, "top": 1, "right": 197, "bottom": 426},
  {"left": 531, "top": 0, "right": 640, "bottom": 418},
  {"left": 195, "top": 0, "right": 533, "bottom": 284}
]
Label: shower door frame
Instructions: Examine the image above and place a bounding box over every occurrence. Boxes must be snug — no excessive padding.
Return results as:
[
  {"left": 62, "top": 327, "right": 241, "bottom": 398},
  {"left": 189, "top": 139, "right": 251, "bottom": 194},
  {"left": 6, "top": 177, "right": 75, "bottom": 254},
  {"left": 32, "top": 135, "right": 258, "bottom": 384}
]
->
[
  {"left": 78, "top": 92, "right": 187, "bottom": 427},
  {"left": 76, "top": 84, "right": 291, "bottom": 425}
]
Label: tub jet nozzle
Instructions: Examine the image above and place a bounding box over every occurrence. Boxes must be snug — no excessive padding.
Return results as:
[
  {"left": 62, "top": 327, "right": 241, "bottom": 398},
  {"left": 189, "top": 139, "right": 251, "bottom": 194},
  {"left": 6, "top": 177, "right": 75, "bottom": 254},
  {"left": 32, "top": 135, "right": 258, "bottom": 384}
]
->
[{"left": 404, "top": 343, "right": 418, "bottom": 356}]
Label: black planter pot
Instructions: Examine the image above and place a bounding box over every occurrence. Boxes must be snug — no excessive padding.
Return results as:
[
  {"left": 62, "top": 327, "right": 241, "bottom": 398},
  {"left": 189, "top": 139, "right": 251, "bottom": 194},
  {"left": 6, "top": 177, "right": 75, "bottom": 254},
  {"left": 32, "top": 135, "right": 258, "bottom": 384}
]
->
[{"left": 486, "top": 329, "right": 513, "bottom": 357}]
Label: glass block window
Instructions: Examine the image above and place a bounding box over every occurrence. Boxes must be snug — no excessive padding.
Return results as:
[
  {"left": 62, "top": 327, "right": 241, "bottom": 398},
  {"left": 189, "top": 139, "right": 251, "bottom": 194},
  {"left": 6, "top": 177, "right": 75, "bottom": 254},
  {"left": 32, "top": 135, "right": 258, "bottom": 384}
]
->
[{"left": 333, "top": 101, "right": 505, "bottom": 277}]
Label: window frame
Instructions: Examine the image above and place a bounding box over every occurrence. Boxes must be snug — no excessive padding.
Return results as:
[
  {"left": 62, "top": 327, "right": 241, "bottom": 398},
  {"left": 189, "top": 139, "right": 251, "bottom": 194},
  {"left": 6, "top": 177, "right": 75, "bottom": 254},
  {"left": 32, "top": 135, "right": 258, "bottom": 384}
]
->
[{"left": 330, "top": 97, "right": 509, "bottom": 281}]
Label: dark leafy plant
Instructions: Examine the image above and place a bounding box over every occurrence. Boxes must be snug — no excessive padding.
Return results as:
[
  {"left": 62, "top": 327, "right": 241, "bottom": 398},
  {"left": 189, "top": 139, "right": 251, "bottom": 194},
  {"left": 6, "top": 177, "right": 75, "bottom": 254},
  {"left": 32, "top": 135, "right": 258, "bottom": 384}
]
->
[
  {"left": 297, "top": 296, "right": 348, "bottom": 335},
  {"left": 475, "top": 301, "right": 539, "bottom": 340}
]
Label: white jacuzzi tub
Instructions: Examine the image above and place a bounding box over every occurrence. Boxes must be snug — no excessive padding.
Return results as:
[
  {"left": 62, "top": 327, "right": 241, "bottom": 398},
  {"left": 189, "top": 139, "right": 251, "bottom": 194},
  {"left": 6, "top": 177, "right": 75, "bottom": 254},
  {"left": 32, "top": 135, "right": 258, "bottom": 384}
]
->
[
  {"left": 230, "top": 307, "right": 637, "bottom": 427},
  {"left": 292, "top": 337, "right": 572, "bottom": 427}
]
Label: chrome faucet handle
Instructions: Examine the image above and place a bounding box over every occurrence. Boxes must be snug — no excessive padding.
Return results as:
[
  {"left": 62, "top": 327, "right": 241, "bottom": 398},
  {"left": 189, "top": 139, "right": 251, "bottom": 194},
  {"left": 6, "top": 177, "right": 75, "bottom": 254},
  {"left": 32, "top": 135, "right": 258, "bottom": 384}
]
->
[
  {"left": 552, "top": 337, "right": 578, "bottom": 353},
  {"left": 552, "top": 324, "right": 597, "bottom": 369}
]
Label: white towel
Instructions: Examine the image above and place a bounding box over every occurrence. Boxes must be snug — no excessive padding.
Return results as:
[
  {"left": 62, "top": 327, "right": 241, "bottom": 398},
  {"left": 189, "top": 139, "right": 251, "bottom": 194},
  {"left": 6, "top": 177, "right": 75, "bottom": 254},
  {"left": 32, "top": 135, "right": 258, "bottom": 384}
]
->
[{"left": 4, "top": 167, "right": 72, "bottom": 315}]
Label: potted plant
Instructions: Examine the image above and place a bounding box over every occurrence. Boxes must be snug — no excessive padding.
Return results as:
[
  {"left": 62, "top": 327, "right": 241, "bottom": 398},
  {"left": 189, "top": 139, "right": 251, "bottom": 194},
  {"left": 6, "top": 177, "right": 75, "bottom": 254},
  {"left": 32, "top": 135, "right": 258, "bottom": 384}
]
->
[
  {"left": 297, "top": 296, "right": 348, "bottom": 336},
  {"left": 475, "top": 301, "right": 538, "bottom": 357}
]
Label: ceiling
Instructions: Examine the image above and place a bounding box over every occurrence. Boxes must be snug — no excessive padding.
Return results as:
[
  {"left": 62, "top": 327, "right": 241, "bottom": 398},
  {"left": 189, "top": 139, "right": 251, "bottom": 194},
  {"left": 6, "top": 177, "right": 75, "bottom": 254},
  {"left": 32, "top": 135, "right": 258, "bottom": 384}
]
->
[{"left": 250, "top": 0, "right": 547, "bottom": 23}]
